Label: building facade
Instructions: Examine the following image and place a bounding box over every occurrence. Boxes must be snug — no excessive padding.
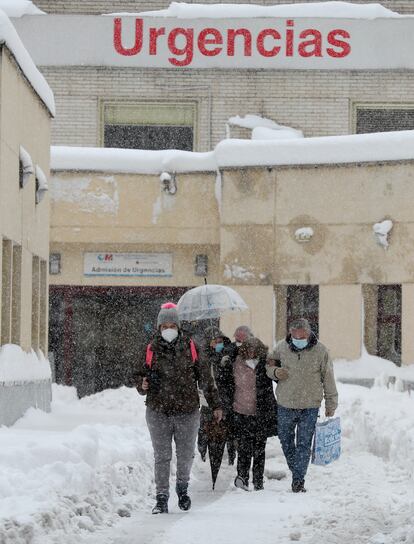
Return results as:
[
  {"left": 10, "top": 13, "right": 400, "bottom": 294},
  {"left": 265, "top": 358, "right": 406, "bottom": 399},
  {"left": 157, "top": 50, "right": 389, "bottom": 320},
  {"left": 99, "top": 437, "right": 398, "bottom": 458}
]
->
[
  {"left": 0, "top": 29, "right": 53, "bottom": 424},
  {"left": 9, "top": 1, "right": 414, "bottom": 394}
]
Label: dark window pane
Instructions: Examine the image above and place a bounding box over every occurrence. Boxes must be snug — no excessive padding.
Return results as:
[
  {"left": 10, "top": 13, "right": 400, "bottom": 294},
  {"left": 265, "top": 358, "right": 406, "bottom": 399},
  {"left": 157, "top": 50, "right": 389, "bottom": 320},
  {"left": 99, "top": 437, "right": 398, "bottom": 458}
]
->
[
  {"left": 104, "top": 124, "right": 193, "bottom": 151},
  {"left": 287, "top": 285, "right": 319, "bottom": 337},
  {"left": 377, "top": 285, "right": 401, "bottom": 365},
  {"left": 356, "top": 108, "right": 414, "bottom": 134}
]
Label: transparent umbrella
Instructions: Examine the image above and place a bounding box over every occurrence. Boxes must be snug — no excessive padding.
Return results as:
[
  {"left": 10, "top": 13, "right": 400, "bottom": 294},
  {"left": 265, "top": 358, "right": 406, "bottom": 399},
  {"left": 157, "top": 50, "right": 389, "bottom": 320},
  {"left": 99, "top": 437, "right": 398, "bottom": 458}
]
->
[{"left": 177, "top": 284, "right": 248, "bottom": 321}]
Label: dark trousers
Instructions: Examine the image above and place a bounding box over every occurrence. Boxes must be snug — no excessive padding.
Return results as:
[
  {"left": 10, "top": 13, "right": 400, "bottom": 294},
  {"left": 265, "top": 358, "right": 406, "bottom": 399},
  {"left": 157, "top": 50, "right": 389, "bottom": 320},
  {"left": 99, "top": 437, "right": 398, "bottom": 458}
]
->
[
  {"left": 234, "top": 413, "right": 267, "bottom": 487},
  {"left": 277, "top": 406, "right": 319, "bottom": 483}
]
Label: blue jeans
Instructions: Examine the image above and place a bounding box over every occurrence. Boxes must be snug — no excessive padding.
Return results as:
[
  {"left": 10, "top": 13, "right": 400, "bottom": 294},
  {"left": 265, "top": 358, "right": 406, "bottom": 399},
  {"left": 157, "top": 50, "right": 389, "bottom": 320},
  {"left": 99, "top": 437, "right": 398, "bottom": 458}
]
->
[{"left": 277, "top": 406, "right": 319, "bottom": 483}]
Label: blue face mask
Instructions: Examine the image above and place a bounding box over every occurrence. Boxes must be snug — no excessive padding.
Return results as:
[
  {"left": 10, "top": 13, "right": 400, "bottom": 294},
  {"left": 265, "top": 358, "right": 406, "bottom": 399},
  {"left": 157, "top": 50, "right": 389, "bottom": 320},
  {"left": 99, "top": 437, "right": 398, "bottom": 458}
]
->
[
  {"left": 292, "top": 337, "right": 308, "bottom": 350},
  {"left": 215, "top": 342, "right": 224, "bottom": 353}
]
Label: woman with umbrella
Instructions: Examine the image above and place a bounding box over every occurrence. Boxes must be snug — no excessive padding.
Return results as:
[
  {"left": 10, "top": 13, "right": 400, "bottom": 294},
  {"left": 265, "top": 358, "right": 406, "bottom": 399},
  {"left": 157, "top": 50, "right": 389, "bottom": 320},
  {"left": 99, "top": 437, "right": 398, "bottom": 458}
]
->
[{"left": 230, "top": 336, "right": 278, "bottom": 491}]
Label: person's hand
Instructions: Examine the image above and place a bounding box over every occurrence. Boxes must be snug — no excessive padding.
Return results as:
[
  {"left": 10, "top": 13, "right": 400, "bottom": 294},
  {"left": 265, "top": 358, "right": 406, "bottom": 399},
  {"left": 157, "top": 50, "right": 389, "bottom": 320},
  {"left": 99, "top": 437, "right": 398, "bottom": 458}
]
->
[
  {"left": 220, "top": 355, "right": 231, "bottom": 366},
  {"left": 213, "top": 408, "right": 223, "bottom": 423},
  {"left": 267, "top": 359, "right": 276, "bottom": 367},
  {"left": 142, "top": 377, "right": 149, "bottom": 391},
  {"left": 325, "top": 407, "right": 335, "bottom": 418},
  {"left": 274, "top": 368, "right": 289, "bottom": 380}
]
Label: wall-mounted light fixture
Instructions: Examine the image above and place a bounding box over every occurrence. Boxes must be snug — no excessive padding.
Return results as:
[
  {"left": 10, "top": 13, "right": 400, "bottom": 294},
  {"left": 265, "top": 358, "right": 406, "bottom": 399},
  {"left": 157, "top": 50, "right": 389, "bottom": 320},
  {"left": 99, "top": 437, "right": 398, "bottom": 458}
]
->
[
  {"left": 195, "top": 254, "right": 208, "bottom": 276},
  {"left": 35, "top": 165, "right": 48, "bottom": 204},
  {"left": 49, "top": 253, "right": 61, "bottom": 275},
  {"left": 160, "top": 172, "right": 177, "bottom": 195}
]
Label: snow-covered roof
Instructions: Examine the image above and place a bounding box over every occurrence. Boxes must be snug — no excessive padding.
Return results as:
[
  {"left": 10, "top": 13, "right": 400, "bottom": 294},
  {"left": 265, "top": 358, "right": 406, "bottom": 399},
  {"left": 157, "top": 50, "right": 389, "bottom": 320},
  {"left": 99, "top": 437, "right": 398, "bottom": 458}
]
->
[
  {"left": 116, "top": 1, "right": 401, "bottom": 19},
  {"left": 0, "top": 0, "right": 44, "bottom": 17},
  {"left": 51, "top": 130, "right": 414, "bottom": 175},
  {"left": 0, "top": 9, "right": 54, "bottom": 116}
]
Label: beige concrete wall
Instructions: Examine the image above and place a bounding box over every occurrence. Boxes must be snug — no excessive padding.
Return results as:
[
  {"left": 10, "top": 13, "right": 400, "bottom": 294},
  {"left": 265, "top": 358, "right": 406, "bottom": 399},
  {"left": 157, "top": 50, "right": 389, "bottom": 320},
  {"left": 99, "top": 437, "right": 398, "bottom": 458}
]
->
[
  {"left": 319, "top": 284, "right": 362, "bottom": 360},
  {"left": 402, "top": 284, "right": 414, "bottom": 365},
  {"left": 0, "top": 47, "right": 51, "bottom": 351},
  {"left": 220, "top": 286, "right": 275, "bottom": 349}
]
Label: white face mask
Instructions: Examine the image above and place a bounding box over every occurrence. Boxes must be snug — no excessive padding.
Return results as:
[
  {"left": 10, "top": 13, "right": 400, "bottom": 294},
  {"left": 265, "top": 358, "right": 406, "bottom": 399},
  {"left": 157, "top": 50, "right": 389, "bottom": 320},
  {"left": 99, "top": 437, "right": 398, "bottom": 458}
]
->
[
  {"left": 161, "top": 328, "right": 178, "bottom": 343},
  {"left": 235, "top": 341, "right": 242, "bottom": 347},
  {"left": 245, "top": 358, "right": 259, "bottom": 370}
]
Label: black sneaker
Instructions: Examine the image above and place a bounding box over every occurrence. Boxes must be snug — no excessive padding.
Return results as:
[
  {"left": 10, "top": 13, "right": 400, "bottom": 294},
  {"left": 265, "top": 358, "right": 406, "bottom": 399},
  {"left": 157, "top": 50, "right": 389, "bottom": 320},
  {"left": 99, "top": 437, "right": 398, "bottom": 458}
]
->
[
  {"left": 176, "top": 484, "right": 191, "bottom": 511},
  {"left": 253, "top": 482, "right": 264, "bottom": 491},
  {"left": 234, "top": 475, "right": 249, "bottom": 491},
  {"left": 291, "top": 480, "right": 306, "bottom": 493},
  {"left": 152, "top": 494, "right": 168, "bottom": 514}
]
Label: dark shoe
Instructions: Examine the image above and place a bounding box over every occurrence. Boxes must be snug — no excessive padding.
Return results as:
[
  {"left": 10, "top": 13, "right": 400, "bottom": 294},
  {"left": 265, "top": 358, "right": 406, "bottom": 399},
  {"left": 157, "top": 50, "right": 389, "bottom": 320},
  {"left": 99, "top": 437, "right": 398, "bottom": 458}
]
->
[
  {"left": 176, "top": 483, "right": 191, "bottom": 511},
  {"left": 234, "top": 475, "right": 249, "bottom": 491},
  {"left": 152, "top": 494, "right": 168, "bottom": 514},
  {"left": 291, "top": 480, "right": 307, "bottom": 493},
  {"left": 253, "top": 482, "right": 264, "bottom": 491}
]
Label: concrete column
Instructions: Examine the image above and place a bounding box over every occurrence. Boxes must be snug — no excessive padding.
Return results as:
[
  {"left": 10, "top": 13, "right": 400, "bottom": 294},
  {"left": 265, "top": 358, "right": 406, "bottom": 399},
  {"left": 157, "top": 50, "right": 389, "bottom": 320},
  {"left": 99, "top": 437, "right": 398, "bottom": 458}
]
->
[
  {"left": 402, "top": 284, "right": 414, "bottom": 365},
  {"left": 362, "top": 284, "right": 378, "bottom": 355},
  {"left": 20, "top": 247, "right": 33, "bottom": 351},
  {"left": 39, "top": 259, "right": 48, "bottom": 354},
  {"left": 1, "top": 239, "right": 13, "bottom": 345},
  {"left": 319, "top": 284, "right": 362, "bottom": 360},
  {"left": 220, "top": 285, "right": 274, "bottom": 349},
  {"left": 32, "top": 256, "right": 40, "bottom": 351},
  {"left": 274, "top": 285, "right": 287, "bottom": 342}
]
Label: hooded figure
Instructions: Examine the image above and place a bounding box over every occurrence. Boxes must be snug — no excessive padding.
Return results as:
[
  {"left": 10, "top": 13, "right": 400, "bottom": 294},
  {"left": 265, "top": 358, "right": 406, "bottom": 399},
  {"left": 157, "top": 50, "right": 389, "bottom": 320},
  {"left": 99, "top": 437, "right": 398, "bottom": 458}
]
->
[
  {"left": 136, "top": 303, "right": 222, "bottom": 514},
  {"left": 197, "top": 326, "right": 235, "bottom": 474}
]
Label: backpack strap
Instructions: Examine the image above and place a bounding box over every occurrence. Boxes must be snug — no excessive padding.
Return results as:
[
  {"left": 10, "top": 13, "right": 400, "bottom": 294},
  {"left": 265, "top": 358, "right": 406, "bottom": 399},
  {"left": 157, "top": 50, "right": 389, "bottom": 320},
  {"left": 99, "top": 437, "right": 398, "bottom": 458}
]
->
[
  {"left": 146, "top": 339, "right": 198, "bottom": 368},
  {"left": 190, "top": 339, "right": 198, "bottom": 363},
  {"left": 145, "top": 344, "right": 154, "bottom": 369}
]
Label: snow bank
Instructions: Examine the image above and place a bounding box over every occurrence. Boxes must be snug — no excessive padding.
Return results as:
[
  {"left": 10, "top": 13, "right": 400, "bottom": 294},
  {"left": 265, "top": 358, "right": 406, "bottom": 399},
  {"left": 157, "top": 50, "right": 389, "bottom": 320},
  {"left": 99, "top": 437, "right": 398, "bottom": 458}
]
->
[
  {"left": 0, "top": 385, "right": 152, "bottom": 543},
  {"left": 0, "top": 9, "right": 54, "bottom": 115},
  {"left": 2, "top": 381, "right": 414, "bottom": 543},
  {"left": 52, "top": 130, "right": 414, "bottom": 175},
  {"left": 334, "top": 348, "right": 414, "bottom": 382},
  {"left": 0, "top": 344, "right": 51, "bottom": 384},
  {"left": 131, "top": 1, "right": 401, "bottom": 19},
  {"left": 0, "top": 0, "right": 44, "bottom": 17}
]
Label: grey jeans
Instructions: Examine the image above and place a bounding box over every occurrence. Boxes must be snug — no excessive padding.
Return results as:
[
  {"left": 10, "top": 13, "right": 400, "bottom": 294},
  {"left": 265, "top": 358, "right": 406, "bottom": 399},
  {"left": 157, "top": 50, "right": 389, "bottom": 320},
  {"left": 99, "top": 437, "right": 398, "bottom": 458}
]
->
[{"left": 146, "top": 407, "right": 200, "bottom": 497}]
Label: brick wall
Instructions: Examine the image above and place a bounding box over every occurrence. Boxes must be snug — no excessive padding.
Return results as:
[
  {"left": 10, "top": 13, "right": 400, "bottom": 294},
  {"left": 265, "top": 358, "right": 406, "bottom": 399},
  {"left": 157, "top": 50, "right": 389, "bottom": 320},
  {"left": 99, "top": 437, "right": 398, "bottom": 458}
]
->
[
  {"left": 35, "top": 0, "right": 414, "bottom": 15},
  {"left": 40, "top": 66, "right": 414, "bottom": 150}
]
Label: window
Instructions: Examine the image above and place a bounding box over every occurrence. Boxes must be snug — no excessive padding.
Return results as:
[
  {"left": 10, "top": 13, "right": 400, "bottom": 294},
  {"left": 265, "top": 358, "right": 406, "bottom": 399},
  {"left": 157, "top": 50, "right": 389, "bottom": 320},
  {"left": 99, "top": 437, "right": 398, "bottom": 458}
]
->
[
  {"left": 354, "top": 104, "right": 414, "bottom": 134},
  {"left": 287, "top": 285, "right": 319, "bottom": 337},
  {"left": 102, "top": 102, "right": 196, "bottom": 151},
  {"left": 377, "top": 285, "right": 401, "bottom": 365}
]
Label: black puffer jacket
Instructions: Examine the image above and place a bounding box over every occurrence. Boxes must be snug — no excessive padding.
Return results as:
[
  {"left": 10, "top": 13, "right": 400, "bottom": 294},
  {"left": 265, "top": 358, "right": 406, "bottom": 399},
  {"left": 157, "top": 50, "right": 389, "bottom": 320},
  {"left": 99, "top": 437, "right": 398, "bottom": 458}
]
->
[{"left": 136, "top": 332, "right": 221, "bottom": 415}]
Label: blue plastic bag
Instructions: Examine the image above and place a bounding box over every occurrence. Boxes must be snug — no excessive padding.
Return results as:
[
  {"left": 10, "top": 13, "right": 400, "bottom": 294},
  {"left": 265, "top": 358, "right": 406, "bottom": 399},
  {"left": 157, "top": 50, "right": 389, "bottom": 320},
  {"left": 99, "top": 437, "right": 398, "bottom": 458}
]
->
[{"left": 312, "top": 417, "right": 341, "bottom": 466}]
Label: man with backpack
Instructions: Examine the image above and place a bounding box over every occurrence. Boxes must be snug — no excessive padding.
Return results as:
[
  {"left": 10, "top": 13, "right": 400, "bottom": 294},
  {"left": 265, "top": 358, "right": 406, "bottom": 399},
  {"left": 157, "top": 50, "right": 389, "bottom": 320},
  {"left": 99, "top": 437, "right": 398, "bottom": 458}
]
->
[{"left": 136, "top": 302, "right": 222, "bottom": 514}]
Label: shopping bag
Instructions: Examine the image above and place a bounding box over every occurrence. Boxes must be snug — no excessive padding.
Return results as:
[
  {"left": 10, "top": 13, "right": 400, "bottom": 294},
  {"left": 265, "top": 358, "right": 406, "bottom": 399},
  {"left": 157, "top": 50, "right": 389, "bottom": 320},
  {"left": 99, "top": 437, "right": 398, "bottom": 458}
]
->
[{"left": 311, "top": 417, "right": 341, "bottom": 466}]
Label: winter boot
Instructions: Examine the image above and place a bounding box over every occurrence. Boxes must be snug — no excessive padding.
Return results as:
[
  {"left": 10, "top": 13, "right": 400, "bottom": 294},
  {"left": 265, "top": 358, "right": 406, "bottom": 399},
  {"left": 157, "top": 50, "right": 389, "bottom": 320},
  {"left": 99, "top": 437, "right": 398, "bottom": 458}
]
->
[
  {"left": 253, "top": 481, "right": 264, "bottom": 491},
  {"left": 176, "top": 483, "right": 191, "bottom": 511},
  {"left": 234, "top": 475, "right": 249, "bottom": 491},
  {"left": 291, "top": 480, "right": 307, "bottom": 493},
  {"left": 152, "top": 494, "right": 169, "bottom": 514}
]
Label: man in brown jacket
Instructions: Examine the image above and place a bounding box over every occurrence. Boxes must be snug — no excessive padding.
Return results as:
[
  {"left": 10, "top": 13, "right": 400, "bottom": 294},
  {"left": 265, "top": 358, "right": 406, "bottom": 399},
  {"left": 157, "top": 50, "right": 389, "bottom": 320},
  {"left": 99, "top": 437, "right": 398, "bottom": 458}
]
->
[
  {"left": 137, "top": 303, "right": 222, "bottom": 514},
  {"left": 266, "top": 318, "right": 338, "bottom": 493}
]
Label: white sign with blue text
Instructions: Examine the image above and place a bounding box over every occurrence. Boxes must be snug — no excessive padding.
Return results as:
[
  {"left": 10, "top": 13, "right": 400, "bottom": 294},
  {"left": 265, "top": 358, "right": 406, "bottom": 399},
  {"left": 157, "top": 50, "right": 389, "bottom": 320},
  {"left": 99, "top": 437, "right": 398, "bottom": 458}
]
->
[{"left": 84, "top": 252, "right": 173, "bottom": 277}]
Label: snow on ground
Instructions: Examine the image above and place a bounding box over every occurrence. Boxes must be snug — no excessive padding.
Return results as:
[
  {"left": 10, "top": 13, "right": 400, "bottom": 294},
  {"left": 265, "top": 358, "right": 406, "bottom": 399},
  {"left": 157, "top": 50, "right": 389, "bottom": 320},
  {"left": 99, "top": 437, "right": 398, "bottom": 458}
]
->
[{"left": 1, "top": 371, "right": 414, "bottom": 544}]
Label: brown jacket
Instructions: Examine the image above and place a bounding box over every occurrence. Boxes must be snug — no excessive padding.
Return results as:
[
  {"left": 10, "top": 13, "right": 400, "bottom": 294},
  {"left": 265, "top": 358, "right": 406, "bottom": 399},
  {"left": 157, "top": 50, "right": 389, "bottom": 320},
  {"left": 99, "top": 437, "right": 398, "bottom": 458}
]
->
[{"left": 136, "top": 332, "right": 221, "bottom": 415}]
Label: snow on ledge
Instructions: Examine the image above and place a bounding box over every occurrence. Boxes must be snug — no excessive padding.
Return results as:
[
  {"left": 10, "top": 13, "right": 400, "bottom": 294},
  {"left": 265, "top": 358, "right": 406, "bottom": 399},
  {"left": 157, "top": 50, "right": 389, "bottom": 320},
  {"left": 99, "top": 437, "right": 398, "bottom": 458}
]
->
[
  {"left": 0, "top": 0, "right": 45, "bottom": 17},
  {"left": 51, "top": 131, "right": 414, "bottom": 175},
  {"left": 51, "top": 146, "right": 216, "bottom": 174},
  {"left": 0, "top": 344, "right": 51, "bottom": 384},
  {"left": 0, "top": 9, "right": 54, "bottom": 116},
  {"left": 215, "top": 130, "right": 414, "bottom": 169},
  {"left": 121, "top": 1, "right": 401, "bottom": 19}
]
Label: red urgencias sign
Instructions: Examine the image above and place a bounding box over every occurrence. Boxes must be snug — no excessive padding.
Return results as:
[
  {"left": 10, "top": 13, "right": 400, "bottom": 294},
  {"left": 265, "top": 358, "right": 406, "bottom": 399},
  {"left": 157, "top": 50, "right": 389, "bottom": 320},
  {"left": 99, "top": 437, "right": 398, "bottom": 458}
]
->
[{"left": 113, "top": 17, "right": 351, "bottom": 67}]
